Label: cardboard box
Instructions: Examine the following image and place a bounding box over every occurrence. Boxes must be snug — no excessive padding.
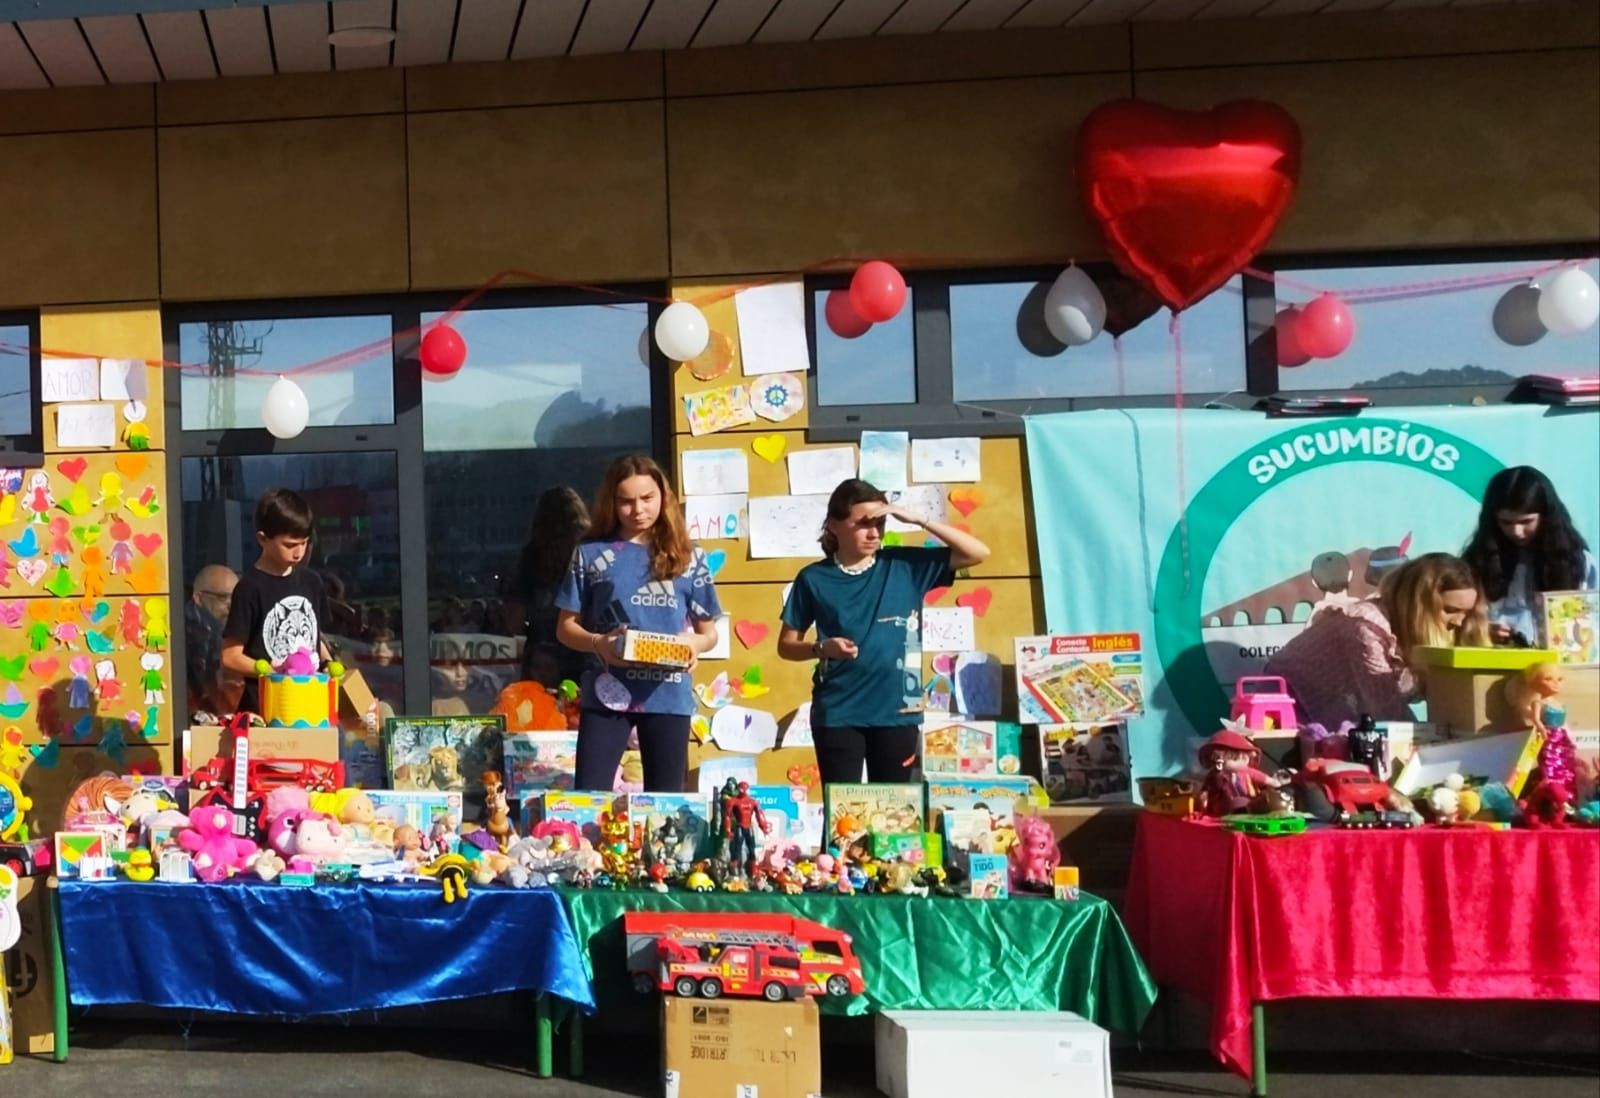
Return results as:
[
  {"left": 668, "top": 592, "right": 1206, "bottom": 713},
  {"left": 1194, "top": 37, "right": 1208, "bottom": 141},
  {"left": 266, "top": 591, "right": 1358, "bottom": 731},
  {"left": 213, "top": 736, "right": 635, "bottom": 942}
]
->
[
  {"left": 1422, "top": 664, "right": 1599, "bottom": 736},
  {"left": 875, "top": 1010, "right": 1111, "bottom": 1098},
  {"left": 621, "top": 629, "right": 695, "bottom": 669},
  {"left": 524, "top": 790, "right": 619, "bottom": 845},
  {"left": 7, "top": 876, "right": 57, "bottom": 1056},
  {"left": 1394, "top": 730, "right": 1544, "bottom": 798},
  {"left": 662, "top": 997, "right": 820, "bottom": 1098},
  {"left": 366, "top": 789, "right": 464, "bottom": 833},
  {"left": 182, "top": 725, "right": 341, "bottom": 776}
]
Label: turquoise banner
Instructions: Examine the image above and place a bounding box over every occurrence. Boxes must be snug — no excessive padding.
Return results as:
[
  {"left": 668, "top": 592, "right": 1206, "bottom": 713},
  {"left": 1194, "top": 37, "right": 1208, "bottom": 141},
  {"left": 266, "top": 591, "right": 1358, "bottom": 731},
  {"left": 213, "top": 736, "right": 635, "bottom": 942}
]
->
[{"left": 1024, "top": 405, "right": 1600, "bottom": 776}]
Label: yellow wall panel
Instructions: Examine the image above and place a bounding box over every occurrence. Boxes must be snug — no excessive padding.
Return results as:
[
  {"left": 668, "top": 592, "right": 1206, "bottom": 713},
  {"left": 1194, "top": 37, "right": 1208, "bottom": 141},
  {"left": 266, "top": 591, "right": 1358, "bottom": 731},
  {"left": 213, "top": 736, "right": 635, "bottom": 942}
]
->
[
  {"left": 0, "top": 129, "right": 158, "bottom": 307},
  {"left": 665, "top": 26, "right": 1129, "bottom": 97},
  {"left": 158, "top": 115, "right": 411, "bottom": 300},
  {"left": 0, "top": 84, "right": 152, "bottom": 135},
  {"left": 1139, "top": 51, "right": 1600, "bottom": 252},
  {"left": 407, "top": 101, "right": 670, "bottom": 288},
  {"left": 666, "top": 73, "right": 1128, "bottom": 276},
  {"left": 405, "top": 53, "right": 663, "bottom": 112},
  {"left": 157, "top": 69, "right": 404, "bottom": 126},
  {"left": 695, "top": 580, "right": 814, "bottom": 731},
  {"left": 16, "top": 743, "right": 170, "bottom": 837},
  {"left": 39, "top": 305, "right": 167, "bottom": 453}
]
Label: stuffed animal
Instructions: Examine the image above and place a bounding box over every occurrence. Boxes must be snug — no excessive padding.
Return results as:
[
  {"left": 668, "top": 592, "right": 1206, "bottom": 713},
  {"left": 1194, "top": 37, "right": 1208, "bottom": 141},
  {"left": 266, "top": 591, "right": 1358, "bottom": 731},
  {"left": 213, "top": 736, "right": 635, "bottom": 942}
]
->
[
  {"left": 310, "top": 788, "right": 376, "bottom": 826},
  {"left": 60, "top": 775, "right": 135, "bottom": 830},
  {"left": 291, "top": 816, "right": 347, "bottom": 866},
  {"left": 178, "top": 805, "right": 258, "bottom": 883},
  {"left": 1429, "top": 774, "right": 1465, "bottom": 824},
  {"left": 1008, "top": 814, "right": 1060, "bottom": 893},
  {"left": 250, "top": 849, "right": 286, "bottom": 882}
]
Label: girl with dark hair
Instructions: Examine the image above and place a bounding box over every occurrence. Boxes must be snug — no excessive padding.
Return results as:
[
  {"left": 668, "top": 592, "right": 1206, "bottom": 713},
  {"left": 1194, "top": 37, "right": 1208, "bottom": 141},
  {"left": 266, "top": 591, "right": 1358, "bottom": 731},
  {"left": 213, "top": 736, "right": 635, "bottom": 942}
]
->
[
  {"left": 556, "top": 455, "right": 722, "bottom": 793},
  {"left": 509, "top": 486, "right": 590, "bottom": 686},
  {"left": 777, "top": 478, "right": 991, "bottom": 785},
  {"left": 1461, "top": 466, "right": 1597, "bottom": 645}
]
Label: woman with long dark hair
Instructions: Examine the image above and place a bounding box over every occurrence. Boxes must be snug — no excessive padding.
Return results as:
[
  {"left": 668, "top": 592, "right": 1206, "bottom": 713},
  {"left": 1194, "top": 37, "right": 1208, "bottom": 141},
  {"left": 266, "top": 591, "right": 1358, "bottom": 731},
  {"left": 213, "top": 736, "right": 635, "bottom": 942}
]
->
[
  {"left": 1461, "top": 466, "right": 1597, "bottom": 645},
  {"left": 509, "top": 486, "right": 590, "bottom": 686},
  {"left": 777, "top": 478, "right": 990, "bottom": 786},
  {"left": 556, "top": 455, "right": 721, "bottom": 793}
]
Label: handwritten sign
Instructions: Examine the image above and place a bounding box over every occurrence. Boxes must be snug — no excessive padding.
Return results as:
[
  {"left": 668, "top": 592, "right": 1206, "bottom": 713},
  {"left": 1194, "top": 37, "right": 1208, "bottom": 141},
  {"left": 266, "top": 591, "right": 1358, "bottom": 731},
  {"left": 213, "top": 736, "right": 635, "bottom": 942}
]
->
[{"left": 41, "top": 358, "right": 100, "bottom": 404}]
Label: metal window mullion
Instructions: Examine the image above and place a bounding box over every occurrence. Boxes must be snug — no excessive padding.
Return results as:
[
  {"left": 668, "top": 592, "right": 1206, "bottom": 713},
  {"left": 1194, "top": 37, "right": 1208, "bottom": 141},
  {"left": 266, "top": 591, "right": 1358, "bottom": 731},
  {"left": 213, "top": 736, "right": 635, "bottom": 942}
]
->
[
  {"left": 162, "top": 312, "right": 194, "bottom": 735},
  {"left": 1243, "top": 264, "right": 1279, "bottom": 396},
  {"left": 914, "top": 282, "right": 954, "bottom": 408},
  {"left": 392, "top": 307, "right": 431, "bottom": 718},
  {"left": 177, "top": 425, "right": 407, "bottom": 457}
]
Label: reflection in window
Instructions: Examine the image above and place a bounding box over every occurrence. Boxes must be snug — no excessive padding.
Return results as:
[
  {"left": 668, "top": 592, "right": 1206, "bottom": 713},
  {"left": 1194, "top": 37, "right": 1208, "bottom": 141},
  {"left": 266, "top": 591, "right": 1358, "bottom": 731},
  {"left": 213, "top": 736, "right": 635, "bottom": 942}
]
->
[
  {"left": 950, "top": 277, "right": 1245, "bottom": 401},
  {"left": 1, "top": 325, "right": 30, "bottom": 436},
  {"left": 814, "top": 289, "right": 917, "bottom": 406},
  {"left": 421, "top": 304, "right": 653, "bottom": 710},
  {"left": 179, "top": 452, "right": 404, "bottom": 714},
  {"left": 178, "top": 315, "right": 396, "bottom": 430},
  {"left": 1276, "top": 258, "right": 1600, "bottom": 392}
]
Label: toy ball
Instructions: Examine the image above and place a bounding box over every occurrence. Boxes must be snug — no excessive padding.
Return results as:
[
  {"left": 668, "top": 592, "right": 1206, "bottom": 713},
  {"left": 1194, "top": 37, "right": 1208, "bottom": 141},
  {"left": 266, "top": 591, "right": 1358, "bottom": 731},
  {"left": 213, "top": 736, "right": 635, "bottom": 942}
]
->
[
  {"left": 327, "top": 661, "right": 345, "bottom": 679},
  {"left": 254, "top": 659, "right": 272, "bottom": 676}
]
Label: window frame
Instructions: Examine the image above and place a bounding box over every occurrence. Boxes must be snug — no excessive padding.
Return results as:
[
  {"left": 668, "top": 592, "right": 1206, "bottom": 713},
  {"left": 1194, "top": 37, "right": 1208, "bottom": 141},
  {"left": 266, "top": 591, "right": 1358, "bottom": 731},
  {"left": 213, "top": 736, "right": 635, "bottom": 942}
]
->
[
  {"left": 0, "top": 309, "right": 44, "bottom": 466},
  {"left": 163, "top": 285, "right": 670, "bottom": 726}
]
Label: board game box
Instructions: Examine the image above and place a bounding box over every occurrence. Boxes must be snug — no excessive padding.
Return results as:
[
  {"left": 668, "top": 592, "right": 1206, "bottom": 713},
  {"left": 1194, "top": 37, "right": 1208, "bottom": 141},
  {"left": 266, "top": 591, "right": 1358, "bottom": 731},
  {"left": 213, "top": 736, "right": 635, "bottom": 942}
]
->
[
  {"left": 1015, "top": 634, "right": 1146, "bottom": 725},
  {"left": 504, "top": 731, "right": 579, "bottom": 797},
  {"left": 1039, "top": 723, "right": 1133, "bottom": 805}
]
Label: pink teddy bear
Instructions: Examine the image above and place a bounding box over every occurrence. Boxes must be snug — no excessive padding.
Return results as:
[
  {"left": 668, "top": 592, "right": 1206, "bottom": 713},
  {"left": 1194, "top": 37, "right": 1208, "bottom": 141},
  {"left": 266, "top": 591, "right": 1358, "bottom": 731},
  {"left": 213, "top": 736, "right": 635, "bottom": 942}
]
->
[{"left": 177, "top": 805, "right": 259, "bottom": 883}]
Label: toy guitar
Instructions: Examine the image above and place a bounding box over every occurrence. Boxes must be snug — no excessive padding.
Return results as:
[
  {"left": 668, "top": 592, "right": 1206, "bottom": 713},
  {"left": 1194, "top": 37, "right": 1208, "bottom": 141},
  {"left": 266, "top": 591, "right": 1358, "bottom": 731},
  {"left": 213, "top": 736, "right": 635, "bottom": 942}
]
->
[{"left": 225, "top": 711, "right": 254, "bottom": 840}]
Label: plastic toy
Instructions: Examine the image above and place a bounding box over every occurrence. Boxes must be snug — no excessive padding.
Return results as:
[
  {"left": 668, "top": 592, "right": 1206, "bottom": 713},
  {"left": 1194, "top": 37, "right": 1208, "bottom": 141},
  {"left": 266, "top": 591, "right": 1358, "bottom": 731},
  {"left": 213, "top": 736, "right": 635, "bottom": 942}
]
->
[
  {"left": 0, "top": 772, "right": 30, "bottom": 842},
  {"left": 598, "top": 811, "right": 633, "bottom": 880},
  {"left": 685, "top": 862, "right": 715, "bottom": 893},
  {"left": 292, "top": 816, "right": 348, "bottom": 865},
  {"left": 1294, "top": 758, "right": 1392, "bottom": 821},
  {"left": 1008, "top": 814, "right": 1060, "bottom": 893},
  {"left": 624, "top": 911, "right": 865, "bottom": 1001},
  {"left": 420, "top": 853, "right": 470, "bottom": 902},
  {"left": 1230, "top": 676, "right": 1299, "bottom": 732},
  {"left": 1521, "top": 702, "right": 1578, "bottom": 829},
  {"left": 1220, "top": 813, "right": 1306, "bottom": 836},
  {"left": 177, "top": 805, "right": 259, "bottom": 882},
  {"left": 251, "top": 849, "right": 286, "bottom": 882},
  {"left": 485, "top": 773, "right": 516, "bottom": 853},
  {"left": 1428, "top": 774, "right": 1466, "bottom": 824},
  {"left": 1347, "top": 715, "right": 1387, "bottom": 778},
  {"left": 719, "top": 779, "right": 771, "bottom": 876},
  {"left": 0, "top": 838, "right": 51, "bottom": 878},
  {"left": 123, "top": 849, "right": 155, "bottom": 881},
  {"left": 1332, "top": 810, "right": 1414, "bottom": 830},
  {"left": 1196, "top": 730, "right": 1282, "bottom": 817},
  {"left": 1505, "top": 662, "right": 1563, "bottom": 732}
]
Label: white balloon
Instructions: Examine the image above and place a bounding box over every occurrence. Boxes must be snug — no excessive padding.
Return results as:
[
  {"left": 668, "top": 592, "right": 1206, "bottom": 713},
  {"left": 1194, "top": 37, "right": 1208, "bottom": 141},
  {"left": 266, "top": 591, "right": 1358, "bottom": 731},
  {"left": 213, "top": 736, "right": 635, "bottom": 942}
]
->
[
  {"left": 1537, "top": 268, "right": 1600, "bottom": 336},
  {"left": 261, "top": 376, "right": 309, "bottom": 439},
  {"left": 1042, "top": 267, "right": 1107, "bottom": 347},
  {"left": 654, "top": 301, "right": 711, "bottom": 361}
]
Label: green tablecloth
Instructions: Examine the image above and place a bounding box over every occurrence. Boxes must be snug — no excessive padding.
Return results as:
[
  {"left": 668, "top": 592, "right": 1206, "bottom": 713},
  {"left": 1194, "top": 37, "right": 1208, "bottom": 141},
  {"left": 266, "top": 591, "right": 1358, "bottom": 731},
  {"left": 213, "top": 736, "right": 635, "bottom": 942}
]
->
[{"left": 558, "top": 887, "right": 1156, "bottom": 1035}]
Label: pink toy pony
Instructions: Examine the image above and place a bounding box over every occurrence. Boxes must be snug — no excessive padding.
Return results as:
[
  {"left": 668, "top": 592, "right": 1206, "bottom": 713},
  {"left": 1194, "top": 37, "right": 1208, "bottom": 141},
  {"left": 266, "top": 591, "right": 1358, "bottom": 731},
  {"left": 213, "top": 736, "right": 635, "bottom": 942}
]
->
[
  {"left": 178, "top": 805, "right": 259, "bottom": 882},
  {"left": 1008, "top": 814, "right": 1060, "bottom": 894},
  {"left": 277, "top": 648, "right": 319, "bottom": 676}
]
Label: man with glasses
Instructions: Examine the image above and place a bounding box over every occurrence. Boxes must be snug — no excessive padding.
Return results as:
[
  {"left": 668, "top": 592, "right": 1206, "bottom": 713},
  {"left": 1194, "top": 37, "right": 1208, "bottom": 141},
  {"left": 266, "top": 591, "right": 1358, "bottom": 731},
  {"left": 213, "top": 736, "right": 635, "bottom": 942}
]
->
[{"left": 186, "top": 564, "right": 239, "bottom": 717}]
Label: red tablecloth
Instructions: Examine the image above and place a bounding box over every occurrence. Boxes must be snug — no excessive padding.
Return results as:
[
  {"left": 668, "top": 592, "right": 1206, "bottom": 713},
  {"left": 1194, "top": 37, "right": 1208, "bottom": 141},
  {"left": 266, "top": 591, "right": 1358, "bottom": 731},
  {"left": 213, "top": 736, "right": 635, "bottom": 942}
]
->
[{"left": 1124, "top": 814, "right": 1600, "bottom": 1083}]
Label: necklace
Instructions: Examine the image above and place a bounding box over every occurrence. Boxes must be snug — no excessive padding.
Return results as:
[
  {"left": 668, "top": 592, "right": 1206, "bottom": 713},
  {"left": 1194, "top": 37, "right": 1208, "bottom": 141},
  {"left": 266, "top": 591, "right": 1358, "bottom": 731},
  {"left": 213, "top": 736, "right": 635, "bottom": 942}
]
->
[{"left": 835, "top": 555, "right": 877, "bottom": 576}]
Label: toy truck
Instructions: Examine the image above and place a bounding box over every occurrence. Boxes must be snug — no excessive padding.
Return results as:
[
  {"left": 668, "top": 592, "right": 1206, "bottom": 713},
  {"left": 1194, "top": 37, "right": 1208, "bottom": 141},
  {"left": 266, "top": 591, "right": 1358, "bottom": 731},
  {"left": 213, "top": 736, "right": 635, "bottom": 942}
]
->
[{"left": 623, "top": 911, "right": 866, "bottom": 1002}]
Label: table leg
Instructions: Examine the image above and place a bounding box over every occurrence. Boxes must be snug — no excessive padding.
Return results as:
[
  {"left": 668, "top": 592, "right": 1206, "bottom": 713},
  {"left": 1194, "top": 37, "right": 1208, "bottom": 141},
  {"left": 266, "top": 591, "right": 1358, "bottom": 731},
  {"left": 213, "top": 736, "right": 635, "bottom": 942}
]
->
[
  {"left": 534, "top": 994, "right": 553, "bottom": 1078},
  {"left": 569, "top": 1007, "right": 584, "bottom": 1078},
  {"left": 1251, "top": 1002, "right": 1266, "bottom": 1098},
  {"left": 44, "top": 880, "right": 68, "bottom": 1063}
]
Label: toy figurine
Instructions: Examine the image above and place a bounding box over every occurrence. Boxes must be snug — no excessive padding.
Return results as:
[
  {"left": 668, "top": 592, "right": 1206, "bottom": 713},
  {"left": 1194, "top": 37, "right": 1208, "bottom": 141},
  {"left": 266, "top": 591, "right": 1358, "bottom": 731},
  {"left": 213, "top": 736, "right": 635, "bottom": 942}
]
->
[
  {"left": 430, "top": 813, "right": 460, "bottom": 855},
  {"left": 647, "top": 862, "right": 670, "bottom": 893},
  {"left": 652, "top": 817, "right": 684, "bottom": 871},
  {"left": 1196, "top": 731, "right": 1283, "bottom": 818},
  {"left": 1008, "top": 814, "right": 1060, "bottom": 894},
  {"left": 720, "top": 780, "right": 771, "bottom": 877},
  {"left": 599, "top": 811, "right": 634, "bottom": 880},
  {"left": 1347, "top": 715, "right": 1387, "bottom": 779},
  {"left": 1521, "top": 701, "right": 1578, "bottom": 828},
  {"left": 685, "top": 862, "right": 715, "bottom": 893},
  {"left": 1428, "top": 774, "right": 1466, "bottom": 825},
  {"left": 1505, "top": 662, "right": 1563, "bottom": 733},
  {"left": 484, "top": 773, "right": 516, "bottom": 852}
]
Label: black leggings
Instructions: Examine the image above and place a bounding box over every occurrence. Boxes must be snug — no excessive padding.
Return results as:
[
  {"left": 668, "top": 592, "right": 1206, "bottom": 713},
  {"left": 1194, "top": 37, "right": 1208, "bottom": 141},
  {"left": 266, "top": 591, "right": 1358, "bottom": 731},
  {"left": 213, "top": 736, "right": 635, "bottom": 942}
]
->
[
  {"left": 575, "top": 709, "right": 691, "bottom": 793},
  {"left": 812, "top": 724, "right": 921, "bottom": 787}
]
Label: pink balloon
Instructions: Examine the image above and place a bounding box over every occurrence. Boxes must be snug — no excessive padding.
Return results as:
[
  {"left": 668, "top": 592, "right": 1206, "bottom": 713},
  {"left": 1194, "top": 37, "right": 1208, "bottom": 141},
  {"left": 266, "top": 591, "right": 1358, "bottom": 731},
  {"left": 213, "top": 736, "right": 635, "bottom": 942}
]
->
[
  {"left": 1297, "top": 293, "right": 1355, "bottom": 359},
  {"left": 1274, "top": 307, "right": 1311, "bottom": 368},
  {"left": 421, "top": 324, "right": 467, "bottom": 377},
  {"left": 849, "top": 261, "right": 907, "bottom": 324},
  {"left": 824, "top": 289, "right": 872, "bottom": 339}
]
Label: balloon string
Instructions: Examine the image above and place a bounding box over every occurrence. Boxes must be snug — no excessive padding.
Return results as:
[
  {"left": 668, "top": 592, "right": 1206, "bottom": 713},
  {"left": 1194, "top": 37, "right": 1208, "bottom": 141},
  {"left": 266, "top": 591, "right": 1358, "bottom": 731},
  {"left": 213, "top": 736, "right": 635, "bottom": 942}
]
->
[
  {"left": 1114, "top": 335, "right": 1127, "bottom": 397},
  {"left": 1170, "top": 311, "right": 1190, "bottom": 600},
  {"left": 1245, "top": 258, "right": 1593, "bottom": 303}
]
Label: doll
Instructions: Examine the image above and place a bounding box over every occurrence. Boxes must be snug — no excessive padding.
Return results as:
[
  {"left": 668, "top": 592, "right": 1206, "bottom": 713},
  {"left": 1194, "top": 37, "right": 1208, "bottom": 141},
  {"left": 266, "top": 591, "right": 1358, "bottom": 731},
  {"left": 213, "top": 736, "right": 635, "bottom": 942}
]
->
[
  {"left": 393, "top": 824, "right": 425, "bottom": 869},
  {"left": 1008, "top": 813, "right": 1060, "bottom": 893},
  {"left": 1196, "top": 730, "right": 1282, "bottom": 817},
  {"left": 1505, "top": 662, "right": 1563, "bottom": 733}
]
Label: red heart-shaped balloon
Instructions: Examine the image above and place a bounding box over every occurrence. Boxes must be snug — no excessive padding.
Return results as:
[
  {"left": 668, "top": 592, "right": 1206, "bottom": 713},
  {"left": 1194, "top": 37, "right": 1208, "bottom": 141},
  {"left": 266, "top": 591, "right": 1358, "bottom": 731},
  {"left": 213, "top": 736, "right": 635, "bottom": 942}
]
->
[{"left": 1077, "top": 99, "right": 1301, "bottom": 312}]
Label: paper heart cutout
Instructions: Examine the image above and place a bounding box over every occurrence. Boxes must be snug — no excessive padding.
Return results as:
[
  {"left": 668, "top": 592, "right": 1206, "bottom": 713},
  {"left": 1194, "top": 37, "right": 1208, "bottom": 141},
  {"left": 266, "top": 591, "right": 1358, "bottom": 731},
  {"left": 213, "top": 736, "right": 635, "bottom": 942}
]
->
[
  {"left": 948, "top": 487, "right": 984, "bottom": 518},
  {"left": 924, "top": 586, "right": 950, "bottom": 605},
  {"left": 955, "top": 586, "right": 993, "bottom": 617},
  {"left": 705, "top": 549, "right": 727, "bottom": 576},
  {"left": 29, "top": 656, "right": 60, "bottom": 680},
  {"left": 17, "top": 560, "right": 46, "bottom": 586},
  {"left": 58, "top": 457, "right": 89, "bottom": 483},
  {"left": 133, "top": 532, "right": 164, "bottom": 557},
  {"left": 45, "top": 567, "right": 75, "bottom": 598},
  {"left": 1077, "top": 99, "right": 1301, "bottom": 311},
  {"left": 931, "top": 652, "right": 958, "bottom": 675},
  {"left": 116, "top": 453, "right": 148, "bottom": 478},
  {"left": 734, "top": 620, "right": 768, "bottom": 649},
  {"left": 8, "top": 528, "right": 39, "bottom": 558},
  {"left": 73, "top": 523, "right": 103, "bottom": 547},
  {"left": 0, "top": 655, "right": 25, "bottom": 682},
  {"left": 751, "top": 435, "right": 787, "bottom": 463}
]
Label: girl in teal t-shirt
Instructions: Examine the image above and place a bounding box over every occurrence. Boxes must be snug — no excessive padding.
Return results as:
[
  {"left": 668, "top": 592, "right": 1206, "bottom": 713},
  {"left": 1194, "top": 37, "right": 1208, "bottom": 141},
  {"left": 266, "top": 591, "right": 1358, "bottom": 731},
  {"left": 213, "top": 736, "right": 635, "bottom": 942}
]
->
[
  {"left": 778, "top": 478, "right": 991, "bottom": 785},
  {"left": 556, "top": 455, "right": 722, "bottom": 792}
]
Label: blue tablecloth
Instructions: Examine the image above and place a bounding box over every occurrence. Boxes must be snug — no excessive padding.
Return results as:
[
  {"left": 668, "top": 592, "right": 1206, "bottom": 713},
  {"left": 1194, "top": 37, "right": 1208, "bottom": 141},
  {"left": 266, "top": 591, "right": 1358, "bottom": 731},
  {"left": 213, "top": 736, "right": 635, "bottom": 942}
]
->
[{"left": 59, "top": 879, "right": 595, "bottom": 1016}]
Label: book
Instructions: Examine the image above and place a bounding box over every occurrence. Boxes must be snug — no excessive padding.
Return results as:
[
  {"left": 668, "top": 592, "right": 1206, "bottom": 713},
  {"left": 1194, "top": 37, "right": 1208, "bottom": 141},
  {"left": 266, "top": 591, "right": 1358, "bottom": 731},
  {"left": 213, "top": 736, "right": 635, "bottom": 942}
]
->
[
  {"left": 1539, "top": 589, "right": 1599, "bottom": 666},
  {"left": 1039, "top": 723, "right": 1133, "bottom": 805},
  {"left": 503, "top": 731, "right": 579, "bottom": 797},
  {"left": 823, "top": 782, "right": 925, "bottom": 856}
]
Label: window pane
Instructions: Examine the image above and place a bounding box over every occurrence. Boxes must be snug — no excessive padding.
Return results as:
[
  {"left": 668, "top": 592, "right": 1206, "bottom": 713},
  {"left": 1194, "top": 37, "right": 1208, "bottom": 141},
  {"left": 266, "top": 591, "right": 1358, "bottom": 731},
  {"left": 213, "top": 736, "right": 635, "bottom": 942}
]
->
[
  {"left": 951, "top": 277, "right": 1245, "bottom": 401},
  {"left": 814, "top": 289, "right": 917, "bottom": 406},
  {"left": 1276, "top": 258, "right": 1600, "bottom": 392},
  {"left": 1, "top": 327, "right": 29, "bottom": 436},
  {"left": 179, "top": 452, "right": 404, "bottom": 715},
  {"left": 178, "top": 315, "right": 395, "bottom": 430},
  {"left": 421, "top": 304, "right": 653, "bottom": 711}
]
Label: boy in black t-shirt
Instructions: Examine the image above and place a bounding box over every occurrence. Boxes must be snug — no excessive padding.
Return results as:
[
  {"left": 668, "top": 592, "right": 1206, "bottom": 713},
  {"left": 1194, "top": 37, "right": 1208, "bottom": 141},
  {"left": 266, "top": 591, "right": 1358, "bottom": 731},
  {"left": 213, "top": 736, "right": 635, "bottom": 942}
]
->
[{"left": 221, "top": 488, "right": 331, "bottom": 715}]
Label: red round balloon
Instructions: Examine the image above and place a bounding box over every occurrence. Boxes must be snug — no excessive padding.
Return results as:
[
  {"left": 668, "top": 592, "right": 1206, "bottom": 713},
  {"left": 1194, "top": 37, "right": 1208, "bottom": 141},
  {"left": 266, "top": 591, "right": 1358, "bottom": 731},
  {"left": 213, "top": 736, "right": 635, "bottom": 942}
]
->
[
  {"left": 1274, "top": 307, "right": 1311, "bottom": 367},
  {"left": 1297, "top": 293, "right": 1355, "bottom": 359},
  {"left": 420, "top": 324, "right": 467, "bottom": 377},
  {"left": 849, "top": 261, "right": 907, "bottom": 324},
  {"left": 1076, "top": 99, "right": 1302, "bottom": 312},
  {"left": 824, "top": 289, "right": 872, "bottom": 339}
]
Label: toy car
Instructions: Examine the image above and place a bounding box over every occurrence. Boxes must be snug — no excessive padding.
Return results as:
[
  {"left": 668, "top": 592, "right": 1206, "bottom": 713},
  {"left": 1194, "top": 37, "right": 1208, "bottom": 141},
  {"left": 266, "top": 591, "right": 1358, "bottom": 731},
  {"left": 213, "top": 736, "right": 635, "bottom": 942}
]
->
[
  {"left": 1294, "top": 759, "right": 1393, "bottom": 820},
  {"left": 624, "top": 911, "right": 866, "bottom": 1002},
  {"left": 1220, "top": 813, "right": 1306, "bottom": 837},
  {"left": 1336, "top": 810, "right": 1416, "bottom": 830}
]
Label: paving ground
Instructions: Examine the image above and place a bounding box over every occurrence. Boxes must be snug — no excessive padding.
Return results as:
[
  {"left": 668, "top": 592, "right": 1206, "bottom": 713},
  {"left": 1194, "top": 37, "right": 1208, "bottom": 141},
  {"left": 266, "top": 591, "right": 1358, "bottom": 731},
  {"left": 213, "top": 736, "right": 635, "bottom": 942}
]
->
[{"left": 5, "top": 1019, "right": 1598, "bottom": 1097}]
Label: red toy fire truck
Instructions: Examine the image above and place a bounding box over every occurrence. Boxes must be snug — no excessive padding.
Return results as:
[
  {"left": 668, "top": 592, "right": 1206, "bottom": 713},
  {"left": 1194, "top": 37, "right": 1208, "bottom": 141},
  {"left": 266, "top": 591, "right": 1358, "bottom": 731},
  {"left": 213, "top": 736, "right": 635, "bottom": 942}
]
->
[{"left": 623, "top": 911, "right": 866, "bottom": 1003}]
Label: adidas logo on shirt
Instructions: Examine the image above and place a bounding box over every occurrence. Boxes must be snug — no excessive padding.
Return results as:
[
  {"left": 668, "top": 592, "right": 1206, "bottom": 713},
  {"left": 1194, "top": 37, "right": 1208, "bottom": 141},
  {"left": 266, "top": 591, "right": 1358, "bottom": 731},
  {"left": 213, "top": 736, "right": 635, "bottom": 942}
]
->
[{"left": 631, "top": 580, "right": 678, "bottom": 609}]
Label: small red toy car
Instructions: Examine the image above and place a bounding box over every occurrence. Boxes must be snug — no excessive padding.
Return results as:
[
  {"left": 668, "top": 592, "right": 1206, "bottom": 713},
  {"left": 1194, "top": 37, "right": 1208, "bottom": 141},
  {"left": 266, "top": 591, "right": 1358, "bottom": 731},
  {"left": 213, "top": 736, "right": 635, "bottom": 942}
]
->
[{"left": 1295, "top": 759, "right": 1392, "bottom": 820}]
